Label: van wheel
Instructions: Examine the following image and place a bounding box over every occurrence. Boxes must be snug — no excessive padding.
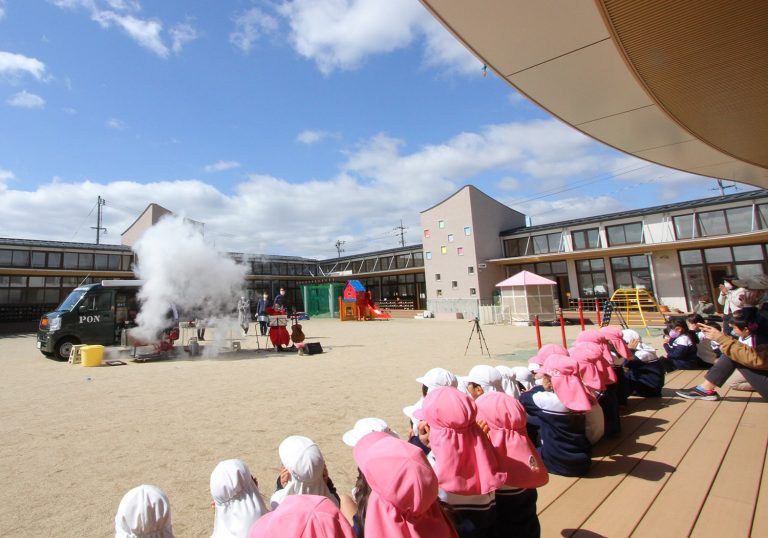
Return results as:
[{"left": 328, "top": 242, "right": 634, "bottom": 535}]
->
[{"left": 55, "top": 338, "right": 79, "bottom": 361}]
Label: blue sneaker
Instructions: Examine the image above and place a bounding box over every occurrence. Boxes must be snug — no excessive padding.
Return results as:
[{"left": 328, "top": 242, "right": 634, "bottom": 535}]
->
[{"left": 676, "top": 386, "right": 720, "bottom": 401}]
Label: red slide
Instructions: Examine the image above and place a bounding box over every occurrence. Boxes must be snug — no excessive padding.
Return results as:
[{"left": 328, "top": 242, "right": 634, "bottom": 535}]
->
[{"left": 365, "top": 299, "right": 391, "bottom": 319}]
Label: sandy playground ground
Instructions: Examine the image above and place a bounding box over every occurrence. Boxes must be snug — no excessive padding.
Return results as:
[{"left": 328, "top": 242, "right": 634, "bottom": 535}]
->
[{"left": 0, "top": 318, "right": 664, "bottom": 537}]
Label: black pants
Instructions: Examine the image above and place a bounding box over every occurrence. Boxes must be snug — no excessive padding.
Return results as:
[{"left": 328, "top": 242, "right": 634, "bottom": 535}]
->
[
  {"left": 496, "top": 488, "right": 540, "bottom": 538},
  {"left": 705, "top": 355, "right": 768, "bottom": 400},
  {"left": 259, "top": 321, "right": 268, "bottom": 335}
]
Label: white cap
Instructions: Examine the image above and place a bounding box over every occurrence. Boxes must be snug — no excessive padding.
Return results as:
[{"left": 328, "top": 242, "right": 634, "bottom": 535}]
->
[
  {"left": 495, "top": 365, "right": 520, "bottom": 398},
  {"left": 415, "top": 367, "right": 458, "bottom": 392},
  {"left": 511, "top": 366, "right": 534, "bottom": 390},
  {"left": 342, "top": 417, "right": 399, "bottom": 447},
  {"left": 621, "top": 329, "right": 641, "bottom": 344},
  {"left": 458, "top": 364, "right": 503, "bottom": 393}
]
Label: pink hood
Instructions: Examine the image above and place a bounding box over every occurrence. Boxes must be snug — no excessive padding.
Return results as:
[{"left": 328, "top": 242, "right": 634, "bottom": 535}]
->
[
  {"left": 600, "top": 326, "right": 631, "bottom": 359},
  {"left": 247, "top": 495, "right": 354, "bottom": 538},
  {"left": 540, "top": 354, "right": 594, "bottom": 412},
  {"left": 529, "top": 343, "right": 569, "bottom": 367},
  {"left": 568, "top": 343, "right": 609, "bottom": 391},
  {"left": 413, "top": 387, "right": 507, "bottom": 495},
  {"left": 573, "top": 330, "right": 617, "bottom": 384},
  {"left": 474, "top": 392, "right": 549, "bottom": 490},
  {"left": 353, "top": 432, "right": 457, "bottom": 538}
]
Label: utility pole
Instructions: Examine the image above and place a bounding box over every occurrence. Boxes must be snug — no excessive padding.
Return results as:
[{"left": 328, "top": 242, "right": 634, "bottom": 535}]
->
[
  {"left": 91, "top": 196, "right": 107, "bottom": 244},
  {"left": 394, "top": 219, "right": 408, "bottom": 247},
  {"left": 712, "top": 179, "right": 737, "bottom": 197},
  {"left": 335, "top": 240, "right": 345, "bottom": 258}
]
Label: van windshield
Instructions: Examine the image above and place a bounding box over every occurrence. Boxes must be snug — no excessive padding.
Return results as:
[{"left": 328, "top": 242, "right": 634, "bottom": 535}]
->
[{"left": 57, "top": 288, "right": 88, "bottom": 312}]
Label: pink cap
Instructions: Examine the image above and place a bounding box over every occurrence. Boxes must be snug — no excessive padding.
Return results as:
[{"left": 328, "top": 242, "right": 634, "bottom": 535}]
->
[
  {"left": 600, "top": 326, "right": 631, "bottom": 359},
  {"left": 474, "top": 392, "right": 549, "bottom": 490},
  {"left": 352, "top": 432, "right": 455, "bottom": 537},
  {"left": 413, "top": 387, "right": 507, "bottom": 495},
  {"left": 573, "top": 331, "right": 617, "bottom": 384},
  {"left": 247, "top": 495, "right": 354, "bottom": 538},
  {"left": 529, "top": 343, "right": 569, "bottom": 366},
  {"left": 540, "top": 354, "right": 594, "bottom": 412},
  {"left": 568, "top": 343, "right": 608, "bottom": 391}
]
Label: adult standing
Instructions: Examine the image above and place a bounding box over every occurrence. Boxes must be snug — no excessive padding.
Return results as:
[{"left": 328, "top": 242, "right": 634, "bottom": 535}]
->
[
  {"left": 237, "top": 295, "right": 251, "bottom": 336},
  {"left": 718, "top": 276, "right": 744, "bottom": 336},
  {"left": 273, "top": 287, "right": 289, "bottom": 313},
  {"left": 256, "top": 292, "right": 271, "bottom": 336}
]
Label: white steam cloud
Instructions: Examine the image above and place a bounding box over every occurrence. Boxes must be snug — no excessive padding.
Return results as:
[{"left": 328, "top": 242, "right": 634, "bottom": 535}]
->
[{"left": 130, "top": 216, "right": 247, "bottom": 344}]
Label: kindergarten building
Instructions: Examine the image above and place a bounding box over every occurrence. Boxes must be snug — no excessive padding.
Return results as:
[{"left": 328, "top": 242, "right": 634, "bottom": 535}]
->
[{"left": 421, "top": 187, "right": 768, "bottom": 319}]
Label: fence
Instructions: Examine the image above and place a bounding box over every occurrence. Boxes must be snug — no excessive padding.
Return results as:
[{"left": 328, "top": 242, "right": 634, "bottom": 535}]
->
[{"left": 426, "top": 298, "right": 480, "bottom": 320}]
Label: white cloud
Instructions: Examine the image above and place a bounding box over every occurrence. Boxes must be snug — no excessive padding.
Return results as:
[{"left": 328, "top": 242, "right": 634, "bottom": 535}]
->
[
  {"left": 204, "top": 160, "right": 241, "bottom": 173},
  {"left": 229, "top": 8, "right": 278, "bottom": 52},
  {"left": 274, "top": 0, "right": 477, "bottom": 76},
  {"left": 296, "top": 129, "right": 334, "bottom": 144},
  {"left": 6, "top": 90, "right": 46, "bottom": 108},
  {"left": 106, "top": 117, "right": 126, "bottom": 129},
  {"left": 276, "top": 0, "right": 425, "bottom": 74},
  {"left": 0, "top": 168, "right": 14, "bottom": 183},
  {"left": 169, "top": 19, "right": 198, "bottom": 54},
  {"left": 497, "top": 177, "right": 521, "bottom": 191},
  {"left": 0, "top": 51, "right": 47, "bottom": 81},
  {"left": 0, "top": 0, "right": 6, "bottom": 21},
  {"left": 49, "top": 0, "right": 196, "bottom": 58},
  {"left": 1, "top": 119, "right": 709, "bottom": 257},
  {"left": 62, "top": 106, "right": 78, "bottom": 114},
  {"left": 93, "top": 11, "right": 168, "bottom": 57}
]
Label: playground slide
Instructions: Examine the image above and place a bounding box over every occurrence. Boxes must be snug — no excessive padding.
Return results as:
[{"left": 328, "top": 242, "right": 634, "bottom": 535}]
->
[{"left": 366, "top": 299, "right": 391, "bottom": 319}]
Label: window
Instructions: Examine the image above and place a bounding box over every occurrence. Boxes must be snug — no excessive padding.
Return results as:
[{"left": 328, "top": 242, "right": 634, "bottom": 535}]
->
[
  {"left": 575, "top": 258, "right": 608, "bottom": 297},
  {"left": 435, "top": 273, "right": 441, "bottom": 281},
  {"left": 0, "top": 250, "right": 10, "bottom": 265},
  {"left": 606, "top": 222, "right": 643, "bottom": 246},
  {"left": 452, "top": 281, "right": 458, "bottom": 288},
  {"left": 424, "top": 229, "right": 431, "bottom": 238},
  {"left": 504, "top": 237, "right": 529, "bottom": 257},
  {"left": 48, "top": 252, "right": 61, "bottom": 268},
  {"left": 610, "top": 255, "right": 653, "bottom": 293},
  {"left": 9, "top": 250, "right": 30, "bottom": 267},
  {"left": 457, "top": 247, "right": 464, "bottom": 255},
  {"left": 441, "top": 246, "right": 447, "bottom": 255},
  {"left": 673, "top": 214, "right": 695, "bottom": 239},
  {"left": 470, "top": 288, "right": 477, "bottom": 296},
  {"left": 464, "top": 227, "right": 471, "bottom": 236},
  {"left": 448, "top": 234, "right": 454, "bottom": 243},
  {"left": 63, "top": 252, "right": 78, "bottom": 269},
  {"left": 468, "top": 266, "right": 474, "bottom": 274},
  {"left": 425, "top": 251, "right": 432, "bottom": 260},
  {"left": 28, "top": 276, "right": 45, "bottom": 287},
  {"left": 436, "top": 289, "right": 443, "bottom": 297},
  {"left": 438, "top": 220, "right": 445, "bottom": 229},
  {"left": 31, "top": 252, "right": 47, "bottom": 268},
  {"left": 571, "top": 228, "right": 600, "bottom": 250},
  {"left": 95, "top": 254, "right": 109, "bottom": 270},
  {"left": 697, "top": 210, "right": 728, "bottom": 236},
  {"left": 531, "top": 232, "right": 562, "bottom": 254}
]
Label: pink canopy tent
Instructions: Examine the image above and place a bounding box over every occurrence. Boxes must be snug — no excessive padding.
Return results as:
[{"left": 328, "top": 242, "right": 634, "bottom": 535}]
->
[
  {"left": 495, "top": 270, "right": 558, "bottom": 324},
  {"left": 496, "top": 270, "right": 556, "bottom": 287}
]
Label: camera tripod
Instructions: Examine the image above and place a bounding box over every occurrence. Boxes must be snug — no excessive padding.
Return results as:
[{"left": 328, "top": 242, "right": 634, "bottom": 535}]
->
[{"left": 464, "top": 317, "right": 491, "bottom": 358}]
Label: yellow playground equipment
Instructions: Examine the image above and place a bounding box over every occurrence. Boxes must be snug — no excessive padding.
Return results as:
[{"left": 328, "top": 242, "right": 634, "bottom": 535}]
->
[{"left": 602, "top": 288, "right": 668, "bottom": 333}]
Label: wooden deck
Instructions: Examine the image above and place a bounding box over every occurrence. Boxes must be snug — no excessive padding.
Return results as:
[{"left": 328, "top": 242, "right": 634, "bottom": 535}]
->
[{"left": 537, "top": 370, "right": 768, "bottom": 537}]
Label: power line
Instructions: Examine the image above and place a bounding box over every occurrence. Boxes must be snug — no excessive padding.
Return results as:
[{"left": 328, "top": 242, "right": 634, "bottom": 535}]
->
[
  {"left": 393, "top": 219, "right": 408, "bottom": 247},
  {"left": 70, "top": 201, "right": 99, "bottom": 241}
]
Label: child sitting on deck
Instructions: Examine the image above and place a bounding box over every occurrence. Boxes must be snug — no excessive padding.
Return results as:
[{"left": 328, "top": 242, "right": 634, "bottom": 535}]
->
[
  {"left": 573, "top": 330, "right": 621, "bottom": 438},
  {"left": 660, "top": 317, "right": 708, "bottom": 371},
  {"left": 620, "top": 329, "right": 665, "bottom": 398},
  {"left": 476, "top": 391, "right": 548, "bottom": 538},
  {"left": 519, "top": 354, "right": 593, "bottom": 477}
]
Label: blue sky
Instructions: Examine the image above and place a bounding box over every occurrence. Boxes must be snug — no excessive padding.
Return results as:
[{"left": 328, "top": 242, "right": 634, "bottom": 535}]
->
[{"left": 0, "top": 0, "right": 747, "bottom": 258}]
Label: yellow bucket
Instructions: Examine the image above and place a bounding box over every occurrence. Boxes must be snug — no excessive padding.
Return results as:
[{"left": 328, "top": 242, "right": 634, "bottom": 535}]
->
[{"left": 80, "top": 345, "right": 104, "bottom": 367}]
